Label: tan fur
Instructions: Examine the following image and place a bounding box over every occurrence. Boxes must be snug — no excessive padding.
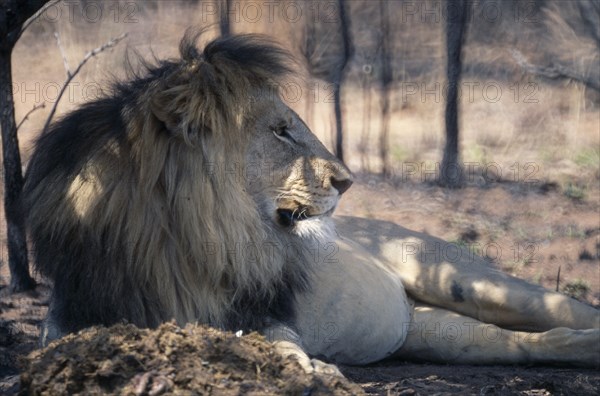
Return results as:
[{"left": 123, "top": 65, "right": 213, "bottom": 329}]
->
[{"left": 26, "top": 32, "right": 599, "bottom": 371}]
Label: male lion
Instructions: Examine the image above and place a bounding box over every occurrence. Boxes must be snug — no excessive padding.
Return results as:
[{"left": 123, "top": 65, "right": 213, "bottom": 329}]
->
[{"left": 24, "top": 32, "right": 599, "bottom": 373}]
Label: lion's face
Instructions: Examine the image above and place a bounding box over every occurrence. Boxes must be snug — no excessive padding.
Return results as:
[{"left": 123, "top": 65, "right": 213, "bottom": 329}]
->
[{"left": 244, "top": 97, "right": 353, "bottom": 231}]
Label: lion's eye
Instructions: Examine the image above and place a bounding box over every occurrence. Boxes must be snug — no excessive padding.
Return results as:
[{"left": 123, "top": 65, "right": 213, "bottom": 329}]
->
[
  {"left": 271, "top": 126, "right": 295, "bottom": 143},
  {"left": 272, "top": 126, "right": 285, "bottom": 136}
]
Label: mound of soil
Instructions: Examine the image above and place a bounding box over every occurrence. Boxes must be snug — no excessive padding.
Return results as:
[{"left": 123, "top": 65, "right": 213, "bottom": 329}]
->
[{"left": 19, "top": 322, "right": 361, "bottom": 395}]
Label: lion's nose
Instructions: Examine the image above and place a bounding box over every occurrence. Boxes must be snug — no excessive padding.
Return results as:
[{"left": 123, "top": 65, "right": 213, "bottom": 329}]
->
[{"left": 331, "top": 176, "right": 353, "bottom": 194}]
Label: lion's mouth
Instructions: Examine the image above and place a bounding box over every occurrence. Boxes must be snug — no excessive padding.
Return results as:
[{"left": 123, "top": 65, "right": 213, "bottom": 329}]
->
[
  {"left": 276, "top": 207, "right": 332, "bottom": 227},
  {"left": 277, "top": 208, "right": 311, "bottom": 227}
]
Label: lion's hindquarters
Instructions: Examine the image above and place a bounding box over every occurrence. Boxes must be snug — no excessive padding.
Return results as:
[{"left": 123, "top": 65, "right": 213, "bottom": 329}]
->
[{"left": 293, "top": 239, "right": 412, "bottom": 365}]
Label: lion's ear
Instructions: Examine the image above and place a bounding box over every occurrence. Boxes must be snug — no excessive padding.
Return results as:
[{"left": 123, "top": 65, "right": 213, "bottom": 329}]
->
[
  {"left": 150, "top": 92, "right": 181, "bottom": 133},
  {"left": 149, "top": 92, "right": 210, "bottom": 145}
]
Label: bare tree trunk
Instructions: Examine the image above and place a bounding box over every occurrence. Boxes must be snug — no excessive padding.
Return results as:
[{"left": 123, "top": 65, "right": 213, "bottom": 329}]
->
[
  {"left": 298, "top": 0, "right": 352, "bottom": 164},
  {"left": 359, "top": 73, "right": 371, "bottom": 172},
  {"left": 219, "top": 0, "right": 232, "bottom": 37},
  {"left": 0, "top": 0, "right": 51, "bottom": 292},
  {"left": 0, "top": 49, "right": 35, "bottom": 292},
  {"left": 333, "top": 0, "right": 353, "bottom": 164},
  {"left": 333, "top": 81, "right": 345, "bottom": 161},
  {"left": 379, "top": 0, "right": 392, "bottom": 178},
  {"left": 440, "top": 0, "right": 468, "bottom": 188},
  {"left": 577, "top": 0, "right": 600, "bottom": 46},
  {"left": 380, "top": 88, "right": 392, "bottom": 177}
]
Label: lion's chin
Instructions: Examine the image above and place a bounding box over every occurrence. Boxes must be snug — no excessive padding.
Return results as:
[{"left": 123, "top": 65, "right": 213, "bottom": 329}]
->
[
  {"left": 275, "top": 207, "right": 336, "bottom": 241},
  {"left": 290, "top": 216, "right": 336, "bottom": 241}
]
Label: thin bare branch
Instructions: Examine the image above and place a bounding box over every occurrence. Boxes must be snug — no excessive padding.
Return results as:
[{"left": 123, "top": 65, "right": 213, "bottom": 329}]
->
[
  {"left": 510, "top": 49, "right": 600, "bottom": 91},
  {"left": 17, "top": 0, "right": 61, "bottom": 42},
  {"left": 54, "top": 31, "right": 71, "bottom": 77},
  {"left": 42, "top": 32, "right": 128, "bottom": 134},
  {"left": 16, "top": 103, "right": 45, "bottom": 132}
]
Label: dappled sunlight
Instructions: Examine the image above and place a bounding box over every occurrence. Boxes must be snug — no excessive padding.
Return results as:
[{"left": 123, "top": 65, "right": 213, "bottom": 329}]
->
[{"left": 335, "top": 215, "right": 599, "bottom": 332}]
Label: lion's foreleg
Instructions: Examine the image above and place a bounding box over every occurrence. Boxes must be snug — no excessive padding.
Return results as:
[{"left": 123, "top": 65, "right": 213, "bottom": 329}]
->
[
  {"left": 39, "top": 301, "right": 65, "bottom": 347},
  {"left": 395, "top": 304, "right": 600, "bottom": 367},
  {"left": 264, "top": 321, "right": 343, "bottom": 377}
]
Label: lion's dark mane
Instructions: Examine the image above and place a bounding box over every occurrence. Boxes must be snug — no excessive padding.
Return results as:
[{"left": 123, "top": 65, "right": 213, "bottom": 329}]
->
[{"left": 23, "top": 32, "right": 309, "bottom": 335}]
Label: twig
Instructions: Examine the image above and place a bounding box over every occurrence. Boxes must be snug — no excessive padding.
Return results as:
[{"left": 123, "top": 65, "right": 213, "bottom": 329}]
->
[
  {"left": 54, "top": 31, "right": 71, "bottom": 77},
  {"left": 556, "top": 266, "right": 561, "bottom": 292},
  {"left": 42, "top": 32, "right": 128, "bottom": 134},
  {"left": 16, "top": 103, "right": 46, "bottom": 132},
  {"left": 510, "top": 49, "right": 600, "bottom": 91},
  {"left": 510, "top": 49, "right": 565, "bottom": 79},
  {"left": 18, "top": 0, "right": 62, "bottom": 42}
]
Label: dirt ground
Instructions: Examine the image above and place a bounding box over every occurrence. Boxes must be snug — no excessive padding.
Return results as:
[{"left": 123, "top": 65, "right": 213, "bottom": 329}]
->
[
  {"left": 17, "top": 322, "right": 360, "bottom": 395},
  {"left": 1, "top": 177, "right": 599, "bottom": 395}
]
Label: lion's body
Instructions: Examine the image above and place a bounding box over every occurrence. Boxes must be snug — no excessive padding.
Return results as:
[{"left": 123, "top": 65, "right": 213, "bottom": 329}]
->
[
  {"left": 308, "top": 217, "right": 599, "bottom": 367},
  {"left": 24, "top": 32, "right": 599, "bottom": 370}
]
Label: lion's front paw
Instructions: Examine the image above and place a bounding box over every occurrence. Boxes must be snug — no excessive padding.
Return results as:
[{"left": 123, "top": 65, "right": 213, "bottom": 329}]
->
[
  {"left": 272, "top": 340, "right": 345, "bottom": 377},
  {"left": 310, "top": 358, "right": 344, "bottom": 378}
]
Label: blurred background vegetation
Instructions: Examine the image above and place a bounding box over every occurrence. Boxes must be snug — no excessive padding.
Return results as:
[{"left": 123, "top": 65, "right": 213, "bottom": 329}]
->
[{"left": 12, "top": 0, "right": 600, "bottom": 186}]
